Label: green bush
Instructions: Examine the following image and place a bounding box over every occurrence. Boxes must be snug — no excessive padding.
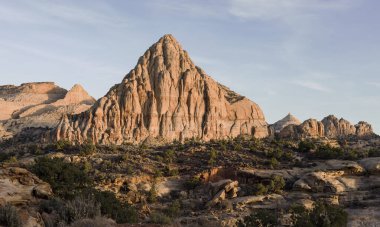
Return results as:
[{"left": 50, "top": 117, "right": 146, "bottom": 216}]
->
[
  {"left": 313, "top": 145, "right": 344, "bottom": 159},
  {"left": 253, "top": 183, "right": 268, "bottom": 196},
  {"left": 269, "top": 157, "right": 279, "bottom": 169},
  {"left": 148, "top": 182, "right": 158, "bottom": 203},
  {"left": 298, "top": 140, "right": 316, "bottom": 153},
  {"left": 150, "top": 212, "right": 172, "bottom": 224},
  {"left": 39, "top": 191, "right": 138, "bottom": 224},
  {"left": 269, "top": 175, "right": 285, "bottom": 194},
  {"left": 368, "top": 148, "right": 380, "bottom": 157},
  {"left": 62, "top": 195, "right": 101, "bottom": 224},
  {"left": 0, "top": 153, "right": 11, "bottom": 163},
  {"left": 163, "top": 149, "right": 176, "bottom": 164},
  {"left": 0, "top": 204, "right": 22, "bottom": 227},
  {"left": 30, "top": 157, "right": 92, "bottom": 199},
  {"left": 80, "top": 140, "right": 96, "bottom": 156},
  {"left": 208, "top": 148, "right": 218, "bottom": 166},
  {"left": 56, "top": 140, "right": 72, "bottom": 151},
  {"left": 238, "top": 209, "right": 278, "bottom": 227},
  {"left": 184, "top": 176, "right": 201, "bottom": 190},
  {"left": 165, "top": 166, "right": 179, "bottom": 176},
  {"left": 291, "top": 201, "right": 347, "bottom": 227},
  {"left": 91, "top": 190, "right": 138, "bottom": 224},
  {"left": 165, "top": 200, "right": 181, "bottom": 218}
]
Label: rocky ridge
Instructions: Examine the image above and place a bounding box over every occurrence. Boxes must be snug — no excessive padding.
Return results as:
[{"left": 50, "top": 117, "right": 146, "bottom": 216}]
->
[
  {"left": 55, "top": 34, "right": 268, "bottom": 144},
  {"left": 0, "top": 83, "right": 95, "bottom": 140},
  {"left": 278, "top": 115, "right": 374, "bottom": 139}
]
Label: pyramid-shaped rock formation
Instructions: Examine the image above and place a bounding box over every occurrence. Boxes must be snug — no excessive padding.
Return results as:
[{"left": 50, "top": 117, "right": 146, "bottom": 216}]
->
[
  {"left": 55, "top": 34, "right": 268, "bottom": 144},
  {"left": 272, "top": 113, "right": 301, "bottom": 133}
]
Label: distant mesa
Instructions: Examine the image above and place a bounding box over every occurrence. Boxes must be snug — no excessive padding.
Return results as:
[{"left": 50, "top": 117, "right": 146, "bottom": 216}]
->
[{"left": 55, "top": 34, "right": 269, "bottom": 144}]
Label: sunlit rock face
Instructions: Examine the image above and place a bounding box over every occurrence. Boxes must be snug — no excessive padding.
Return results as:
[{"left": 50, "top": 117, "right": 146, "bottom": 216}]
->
[
  {"left": 55, "top": 34, "right": 268, "bottom": 144},
  {"left": 278, "top": 115, "right": 374, "bottom": 139},
  {"left": 0, "top": 82, "right": 95, "bottom": 140}
]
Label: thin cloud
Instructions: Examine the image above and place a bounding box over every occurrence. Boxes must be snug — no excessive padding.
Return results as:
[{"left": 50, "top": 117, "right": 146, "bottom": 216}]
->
[
  {"left": 292, "top": 80, "right": 331, "bottom": 92},
  {"left": 0, "top": 1, "right": 128, "bottom": 28},
  {"left": 146, "top": 0, "right": 226, "bottom": 18},
  {"left": 228, "top": 0, "right": 355, "bottom": 21},
  {"left": 367, "top": 82, "right": 380, "bottom": 88}
]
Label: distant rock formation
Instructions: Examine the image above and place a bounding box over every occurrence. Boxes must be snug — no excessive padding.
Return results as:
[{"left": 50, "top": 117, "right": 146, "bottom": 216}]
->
[
  {"left": 278, "top": 115, "right": 374, "bottom": 139},
  {"left": 55, "top": 34, "right": 268, "bottom": 144},
  {"left": 271, "top": 113, "right": 301, "bottom": 133},
  {"left": 0, "top": 83, "right": 95, "bottom": 140}
]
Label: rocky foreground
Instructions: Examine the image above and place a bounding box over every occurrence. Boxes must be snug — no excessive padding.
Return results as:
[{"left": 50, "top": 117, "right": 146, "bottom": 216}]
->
[{"left": 1, "top": 136, "right": 380, "bottom": 226}]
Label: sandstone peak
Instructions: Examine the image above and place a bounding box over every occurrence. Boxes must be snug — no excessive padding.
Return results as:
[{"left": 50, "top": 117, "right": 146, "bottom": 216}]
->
[
  {"left": 272, "top": 113, "right": 301, "bottom": 133},
  {"left": 55, "top": 35, "right": 268, "bottom": 144},
  {"left": 59, "top": 84, "right": 95, "bottom": 105}
]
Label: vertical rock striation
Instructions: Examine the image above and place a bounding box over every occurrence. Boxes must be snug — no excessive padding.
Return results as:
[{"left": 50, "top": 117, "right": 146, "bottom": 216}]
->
[{"left": 55, "top": 34, "right": 268, "bottom": 144}]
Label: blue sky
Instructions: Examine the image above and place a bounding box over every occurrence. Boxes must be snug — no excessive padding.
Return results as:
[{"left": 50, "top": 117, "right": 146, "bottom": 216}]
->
[{"left": 0, "top": 0, "right": 379, "bottom": 133}]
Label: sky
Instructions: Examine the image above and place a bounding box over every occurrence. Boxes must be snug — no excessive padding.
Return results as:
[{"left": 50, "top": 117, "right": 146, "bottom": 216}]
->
[{"left": 0, "top": 0, "right": 379, "bottom": 134}]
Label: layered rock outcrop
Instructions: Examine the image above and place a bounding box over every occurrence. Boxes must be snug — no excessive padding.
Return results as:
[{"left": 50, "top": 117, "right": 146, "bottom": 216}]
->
[
  {"left": 0, "top": 83, "right": 95, "bottom": 140},
  {"left": 55, "top": 34, "right": 268, "bottom": 144},
  {"left": 278, "top": 115, "right": 374, "bottom": 139}
]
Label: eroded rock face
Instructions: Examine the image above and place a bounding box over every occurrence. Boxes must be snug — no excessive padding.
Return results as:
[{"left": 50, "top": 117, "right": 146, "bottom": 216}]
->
[
  {"left": 55, "top": 34, "right": 268, "bottom": 144},
  {"left": 322, "top": 115, "right": 356, "bottom": 138},
  {"left": 278, "top": 115, "right": 374, "bottom": 139},
  {"left": 0, "top": 83, "right": 95, "bottom": 140}
]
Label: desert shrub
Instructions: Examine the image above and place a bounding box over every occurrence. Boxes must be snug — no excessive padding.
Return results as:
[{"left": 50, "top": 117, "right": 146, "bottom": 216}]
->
[
  {"left": 0, "top": 152, "right": 11, "bottom": 162},
  {"left": 165, "top": 200, "right": 181, "bottom": 218},
  {"left": 90, "top": 190, "right": 137, "bottom": 224},
  {"left": 39, "top": 197, "right": 66, "bottom": 214},
  {"left": 208, "top": 148, "right": 218, "bottom": 166},
  {"left": 249, "top": 175, "right": 285, "bottom": 196},
  {"left": 269, "top": 157, "right": 279, "bottom": 169},
  {"left": 0, "top": 204, "right": 22, "bottom": 227},
  {"left": 148, "top": 182, "right": 158, "bottom": 203},
  {"left": 252, "top": 183, "right": 268, "bottom": 196},
  {"left": 238, "top": 209, "right": 278, "bottom": 227},
  {"left": 368, "top": 148, "right": 380, "bottom": 157},
  {"left": 313, "top": 145, "right": 344, "bottom": 159},
  {"left": 266, "top": 149, "right": 283, "bottom": 159},
  {"left": 269, "top": 175, "right": 285, "bottom": 194},
  {"left": 163, "top": 149, "right": 176, "bottom": 164},
  {"left": 298, "top": 140, "right": 316, "bottom": 153},
  {"left": 55, "top": 140, "right": 72, "bottom": 151},
  {"left": 69, "top": 217, "right": 115, "bottom": 227},
  {"left": 184, "top": 176, "right": 201, "bottom": 190},
  {"left": 29, "top": 144, "right": 43, "bottom": 155},
  {"left": 82, "top": 161, "right": 93, "bottom": 174},
  {"left": 165, "top": 166, "right": 179, "bottom": 176},
  {"left": 61, "top": 195, "right": 101, "bottom": 224},
  {"left": 291, "top": 201, "right": 347, "bottom": 227},
  {"left": 80, "top": 140, "right": 96, "bottom": 156},
  {"left": 150, "top": 212, "right": 172, "bottom": 224},
  {"left": 31, "top": 157, "right": 92, "bottom": 199}
]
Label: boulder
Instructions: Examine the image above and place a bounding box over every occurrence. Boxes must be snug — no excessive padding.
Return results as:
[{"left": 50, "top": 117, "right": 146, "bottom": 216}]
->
[
  {"left": 293, "top": 171, "right": 347, "bottom": 193},
  {"left": 359, "top": 157, "right": 380, "bottom": 174}
]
